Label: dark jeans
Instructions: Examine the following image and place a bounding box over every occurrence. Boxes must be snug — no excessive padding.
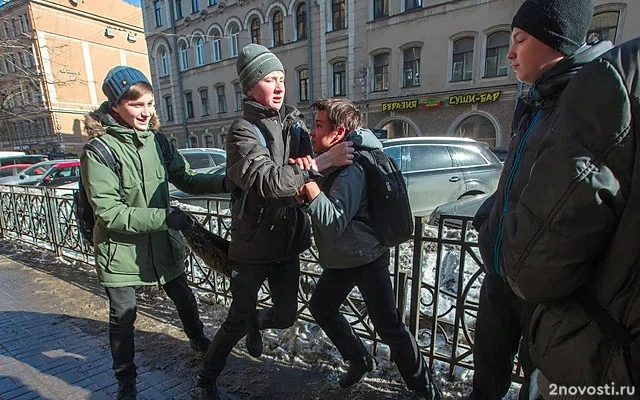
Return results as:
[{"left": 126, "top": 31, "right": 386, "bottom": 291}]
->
[
  {"left": 105, "top": 273, "right": 205, "bottom": 381},
  {"left": 201, "top": 258, "right": 300, "bottom": 379},
  {"left": 469, "top": 273, "right": 537, "bottom": 400},
  {"left": 309, "top": 251, "right": 434, "bottom": 392}
]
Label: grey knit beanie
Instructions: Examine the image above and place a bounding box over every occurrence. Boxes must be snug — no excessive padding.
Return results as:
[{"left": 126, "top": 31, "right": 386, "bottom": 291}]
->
[
  {"left": 512, "top": 0, "right": 594, "bottom": 56},
  {"left": 236, "top": 44, "right": 284, "bottom": 94},
  {"left": 102, "top": 66, "right": 151, "bottom": 106}
]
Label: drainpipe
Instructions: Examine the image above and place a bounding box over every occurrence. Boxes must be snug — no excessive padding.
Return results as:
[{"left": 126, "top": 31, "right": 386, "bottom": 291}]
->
[
  {"left": 306, "top": 0, "right": 313, "bottom": 119},
  {"left": 168, "top": 0, "right": 190, "bottom": 148}
]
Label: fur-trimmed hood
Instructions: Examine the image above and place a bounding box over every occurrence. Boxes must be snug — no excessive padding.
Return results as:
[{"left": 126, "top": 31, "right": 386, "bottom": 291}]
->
[{"left": 84, "top": 101, "right": 160, "bottom": 138}]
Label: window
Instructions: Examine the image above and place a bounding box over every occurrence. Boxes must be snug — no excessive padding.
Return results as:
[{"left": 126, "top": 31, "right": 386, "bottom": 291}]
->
[
  {"left": 154, "top": 1, "right": 163, "bottom": 27},
  {"left": 211, "top": 30, "right": 221, "bottom": 61},
  {"left": 25, "top": 51, "right": 34, "bottom": 68},
  {"left": 209, "top": 0, "right": 217, "bottom": 5},
  {"left": 331, "top": 0, "right": 346, "bottom": 30},
  {"left": 234, "top": 82, "right": 243, "bottom": 110},
  {"left": 165, "top": 96, "right": 174, "bottom": 121},
  {"left": 18, "top": 15, "right": 27, "bottom": 33},
  {"left": 588, "top": 12, "right": 620, "bottom": 43},
  {"left": 159, "top": 47, "right": 169, "bottom": 76},
  {"left": 373, "top": 53, "right": 389, "bottom": 91},
  {"left": 175, "top": 0, "right": 183, "bottom": 18},
  {"left": 191, "top": 0, "right": 199, "bottom": 13},
  {"left": 452, "top": 37, "right": 474, "bottom": 82},
  {"left": 170, "top": 137, "right": 179, "bottom": 147},
  {"left": 408, "top": 145, "right": 453, "bottom": 172},
  {"left": 199, "top": 88, "right": 209, "bottom": 115},
  {"left": 3, "top": 22, "right": 10, "bottom": 38},
  {"left": 11, "top": 19, "right": 17, "bottom": 36},
  {"left": 251, "top": 18, "right": 261, "bottom": 44},
  {"left": 299, "top": 69, "right": 309, "bottom": 101},
  {"left": 296, "top": 3, "right": 306, "bottom": 40},
  {"left": 454, "top": 114, "right": 496, "bottom": 146},
  {"left": 185, "top": 92, "right": 194, "bottom": 118},
  {"left": 190, "top": 136, "right": 199, "bottom": 148},
  {"left": 332, "top": 62, "right": 346, "bottom": 96},
  {"left": 17, "top": 52, "right": 24, "bottom": 68},
  {"left": 484, "top": 32, "right": 509, "bottom": 78},
  {"left": 196, "top": 37, "right": 205, "bottom": 66},
  {"left": 216, "top": 85, "right": 227, "bottom": 113},
  {"left": 272, "top": 11, "right": 284, "bottom": 47},
  {"left": 449, "top": 146, "right": 489, "bottom": 167},
  {"left": 403, "top": 47, "right": 420, "bottom": 87},
  {"left": 180, "top": 43, "right": 189, "bottom": 70},
  {"left": 373, "top": 0, "right": 389, "bottom": 19},
  {"left": 205, "top": 136, "right": 214, "bottom": 147},
  {"left": 405, "top": 0, "right": 421, "bottom": 11},
  {"left": 229, "top": 24, "right": 239, "bottom": 57}
]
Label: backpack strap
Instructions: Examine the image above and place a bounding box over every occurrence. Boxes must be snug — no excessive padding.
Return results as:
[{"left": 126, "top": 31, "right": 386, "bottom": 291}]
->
[
  {"left": 153, "top": 131, "right": 174, "bottom": 166},
  {"left": 84, "top": 138, "right": 125, "bottom": 203},
  {"left": 252, "top": 124, "right": 267, "bottom": 147}
]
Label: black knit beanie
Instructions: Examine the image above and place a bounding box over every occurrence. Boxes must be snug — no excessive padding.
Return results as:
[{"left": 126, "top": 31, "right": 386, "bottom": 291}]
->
[{"left": 512, "top": 0, "right": 594, "bottom": 55}]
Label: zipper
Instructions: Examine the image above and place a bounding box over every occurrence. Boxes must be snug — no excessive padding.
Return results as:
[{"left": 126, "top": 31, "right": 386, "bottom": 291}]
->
[{"left": 493, "top": 109, "right": 542, "bottom": 276}]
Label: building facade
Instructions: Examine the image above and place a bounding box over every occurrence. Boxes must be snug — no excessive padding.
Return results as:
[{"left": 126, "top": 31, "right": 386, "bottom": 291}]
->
[
  {"left": 142, "top": 0, "right": 639, "bottom": 149},
  {"left": 0, "top": 0, "right": 150, "bottom": 156}
]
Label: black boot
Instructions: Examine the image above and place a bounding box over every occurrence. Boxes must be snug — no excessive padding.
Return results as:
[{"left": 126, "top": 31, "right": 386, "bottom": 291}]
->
[
  {"left": 339, "top": 354, "right": 375, "bottom": 388},
  {"left": 116, "top": 379, "right": 136, "bottom": 400},
  {"left": 196, "top": 375, "right": 220, "bottom": 400},
  {"left": 189, "top": 334, "right": 212, "bottom": 354},
  {"left": 245, "top": 327, "right": 263, "bottom": 358}
]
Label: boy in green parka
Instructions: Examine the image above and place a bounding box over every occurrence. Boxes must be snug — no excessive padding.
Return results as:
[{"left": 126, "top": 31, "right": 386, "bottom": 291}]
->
[{"left": 81, "top": 66, "right": 226, "bottom": 400}]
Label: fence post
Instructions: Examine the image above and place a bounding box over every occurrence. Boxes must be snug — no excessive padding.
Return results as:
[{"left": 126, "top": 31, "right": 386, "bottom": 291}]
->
[{"left": 408, "top": 216, "right": 424, "bottom": 338}]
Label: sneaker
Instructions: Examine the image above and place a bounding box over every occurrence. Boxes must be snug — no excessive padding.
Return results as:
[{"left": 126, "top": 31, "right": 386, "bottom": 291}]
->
[
  {"left": 189, "top": 335, "right": 212, "bottom": 354},
  {"left": 116, "top": 379, "right": 136, "bottom": 400},
  {"left": 414, "top": 382, "right": 443, "bottom": 400},
  {"left": 339, "top": 354, "right": 375, "bottom": 388},
  {"left": 245, "top": 327, "right": 263, "bottom": 358},
  {"left": 196, "top": 375, "right": 220, "bottom": 400}
]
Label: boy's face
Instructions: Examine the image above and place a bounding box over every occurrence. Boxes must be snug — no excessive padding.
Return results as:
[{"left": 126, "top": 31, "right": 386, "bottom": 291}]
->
[
  {"left": 247, "top": 70, "right": 285, "bottom": 111},
  {"left": 311, "top": 110, "right": 346, "bottom": 153},
  {"left": 508, "top": 28, "right": 565, "bottom": 84},
  {"left": 112, "top": 91, "right": 155, "bottom": 131}
]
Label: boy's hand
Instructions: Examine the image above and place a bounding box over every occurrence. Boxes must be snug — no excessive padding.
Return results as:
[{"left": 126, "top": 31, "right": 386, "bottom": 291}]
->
[
  {"left": 299, "top": 181, "right": 321, "bottom": 202},
  {"left": 326, "top": 141, "right": 354, "bottom": 167}
]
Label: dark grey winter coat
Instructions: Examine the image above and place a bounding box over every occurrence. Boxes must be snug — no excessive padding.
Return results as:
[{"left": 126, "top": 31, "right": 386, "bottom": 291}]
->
[
  {"left": 501, "top": 38, "right": 640, "bottom": 391},
  {"left": 225, "top": 100, "right": 313, "bottom": 264},
  {"left": 475, "top": 41, "right": 613, "bottom": 277}
]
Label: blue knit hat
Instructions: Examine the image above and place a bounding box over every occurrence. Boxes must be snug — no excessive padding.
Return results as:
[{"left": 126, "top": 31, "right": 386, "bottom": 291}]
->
[
  {"left": 236, "top": 44, "right": 284, "bottom": 94},
  {"left": 102, "top": 66, "right": 151, "bottom": 106}
]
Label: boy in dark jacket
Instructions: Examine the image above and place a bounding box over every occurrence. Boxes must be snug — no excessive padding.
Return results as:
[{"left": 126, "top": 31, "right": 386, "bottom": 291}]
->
[
  {"left": 196, "top": 45, "right": 352, "bottom": 400},
  {"left": 81, "top": 66, "right": 226, "bottom": 400},
  {"left": 297, "top": 98, "right": 441, "bottom": 400},
  {"left": 469, "top": 1, "right": 613, "bottom": 399}
]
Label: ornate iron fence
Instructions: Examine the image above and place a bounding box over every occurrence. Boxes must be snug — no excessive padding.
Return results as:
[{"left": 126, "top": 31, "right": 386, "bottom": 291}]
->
[{"left": 0, "top": 186, "right": 525, "bottom": 381}]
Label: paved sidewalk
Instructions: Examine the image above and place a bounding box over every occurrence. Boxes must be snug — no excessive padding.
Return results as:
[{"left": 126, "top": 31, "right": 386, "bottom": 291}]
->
[{"left": 0, "top": 251, "right": 200, "bottom": 400}]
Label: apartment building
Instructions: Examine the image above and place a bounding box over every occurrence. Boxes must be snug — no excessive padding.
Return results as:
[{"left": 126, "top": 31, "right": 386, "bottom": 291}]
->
[
  {"left": 142, "top": 0, "right": 639, "bottom": 149},
  {"left": 0, "top": 0, "right": 150, "bottom": 156}
]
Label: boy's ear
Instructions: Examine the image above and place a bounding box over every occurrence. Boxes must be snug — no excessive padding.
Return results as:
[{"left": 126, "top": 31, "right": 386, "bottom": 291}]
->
[{"left": 333, "top": 125, "right": 347, "bottom": 143}]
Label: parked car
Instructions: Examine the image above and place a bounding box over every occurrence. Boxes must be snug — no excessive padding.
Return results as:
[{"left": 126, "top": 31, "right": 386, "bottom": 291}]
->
[
  {"left": 0, "top": 160, "right": 59, "bottom": 185},
  {"left": 0, "top": 154, "right": 49, "bottom": 167},
  {"left": 170, "top": 163, "right": 230, "bottom": 210},
  {"left": 178, "top": 148, "right": 226, "bottom": 173},
  {"left": 428, "top": 193, "right": 491, "bottom": 229},
  {"left": 381, "top": 137, "right": 502, "bottom": 216},
  {"left": 19, "top": 160, "right": 80, "bottom": 188},
  {"left": 489, "top": 147, "right": 508, "bottom": 163},
  {"left": 0, "top": 164, "right": 32, "bottom": 180}
]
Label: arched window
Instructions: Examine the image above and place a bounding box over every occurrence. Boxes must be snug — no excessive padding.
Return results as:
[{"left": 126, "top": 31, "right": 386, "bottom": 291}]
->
[
  {"left": 484, "top": 31, "right": 509, "bottom": 77},
  {"left": 296, "top": 3, "right": 306, "bottom": 40},
  {"left": 228, "top": 24, "right": 239, "bottom": 57},
  {"left": 195, "top": 37, "right": 205, "bottom": 66},
  {"left": 211, "top": 29, "right": 221, "bottom": 62},
  {"left": 380, "top": 120, "right": 418, "bottom": 138},
  {"left": 373, "top": 53, "right": 389, "bottom": 92},
  {"left": 452, "top": 37, "right": 474, "bottom": 81},
  {"left": 403, "top": 47, "right": 421, "bottom": 87},
  {"left": 251, "top": 18, "right": 261, "bottom": 44},
  {"left": 179, "top": 42, "right": 189, "bottom": 70},
  {"left": 332, "top": 62, "right": 346, "bottom": 96},
  {"left": 272, "top": 11, "right": 283, "bottom": 47},
  {"left": 588, "top": 11, "right": 620, "bottom": 43},
  {"left": 454, "top": 114, "right": 496, "bottom": 146},
  {"left": 159, "top": 47, "right": 169, "bottom": 76}
]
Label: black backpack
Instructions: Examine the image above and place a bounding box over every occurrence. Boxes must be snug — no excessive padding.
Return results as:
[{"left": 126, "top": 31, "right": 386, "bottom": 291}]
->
[
  {"left": 324, "top": 148, "right": 414, "bottom": 247},
  {"left": 74, "top": 132, "right": 172, "bottom": 246}
]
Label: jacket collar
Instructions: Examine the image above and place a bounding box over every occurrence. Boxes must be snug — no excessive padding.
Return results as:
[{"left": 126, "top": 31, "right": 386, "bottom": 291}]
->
[
  {"left": 242, "top": 99, "right": 300, "bottom": 124},
  {"left": 85, "top": 102, "right": 159, "bottom": 144}
]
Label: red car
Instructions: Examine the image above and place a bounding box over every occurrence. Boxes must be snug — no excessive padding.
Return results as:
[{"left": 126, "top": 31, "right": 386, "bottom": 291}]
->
[
  {"left": 0, "top": 164, "right": 32, "bottom": 180},
  {"left": 20, "top": 160, "right": 81, "bottom": 187}
]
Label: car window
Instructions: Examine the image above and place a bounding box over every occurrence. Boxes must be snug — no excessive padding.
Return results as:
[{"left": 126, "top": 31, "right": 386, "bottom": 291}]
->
[
  {"left": 211, "top": 153, "right": 226, "bottom": 165},
  {"left": 23, "top": 163, "right": 54, "bottom": 176},
  {"left": 449, "top": 146, "right": 488, "bottom": 167},
  {"left": 183, "top": 153, "right": 211, "bottom": 169},
  {"left": 407, "top": 145, "right": 453, "bottom": 172},
  {"left": 0, "top": 168, "right": 14, "bottom": 177},
  {"left": 51, "top": 166, "right": 73, "bottom": 178},
  {"left": 383, "top": 146, "right": 402, "bottom": 169}
]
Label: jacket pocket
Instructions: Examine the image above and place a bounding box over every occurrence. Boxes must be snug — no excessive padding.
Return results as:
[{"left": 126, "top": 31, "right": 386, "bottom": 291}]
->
[
  {"left": 232, "top": 196, "right": 273, "bottom": 243},
  {"left": 168, "top": 229, "right": 186, "bottom": 264}
]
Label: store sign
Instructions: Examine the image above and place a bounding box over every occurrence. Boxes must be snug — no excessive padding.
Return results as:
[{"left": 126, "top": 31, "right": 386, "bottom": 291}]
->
[
  {"left": 381, "top": 99, "right": 419, "bottom": 112},
  {"left": 448, "top": 90, "right": 501, "bottom": 106}
]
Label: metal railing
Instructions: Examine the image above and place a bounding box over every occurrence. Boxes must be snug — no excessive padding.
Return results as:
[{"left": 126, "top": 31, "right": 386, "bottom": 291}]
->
[{"left": 0, "top": 186, "right": 521, "bottom": 380}]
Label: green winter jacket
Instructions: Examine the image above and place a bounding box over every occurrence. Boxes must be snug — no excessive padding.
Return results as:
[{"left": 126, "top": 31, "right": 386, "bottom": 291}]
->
[{"left": 81, "top": 102, "right": 226, "bottom": 287}]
